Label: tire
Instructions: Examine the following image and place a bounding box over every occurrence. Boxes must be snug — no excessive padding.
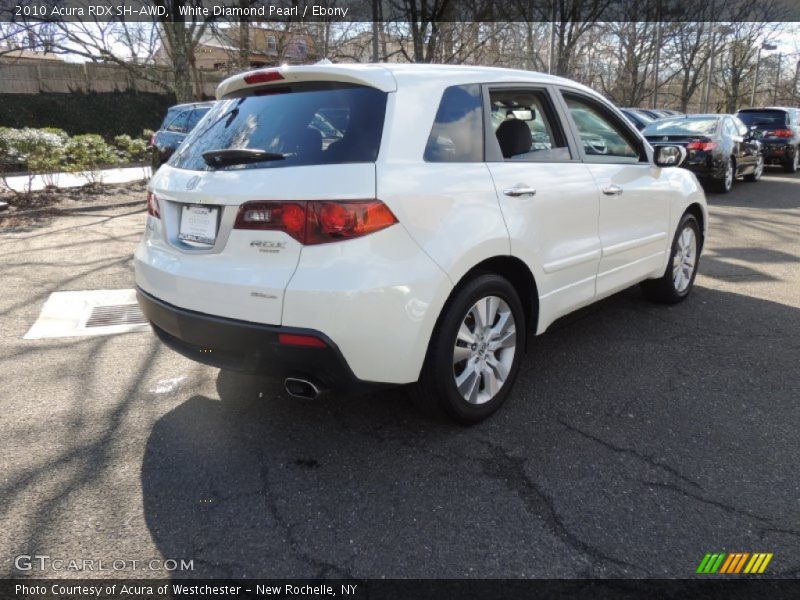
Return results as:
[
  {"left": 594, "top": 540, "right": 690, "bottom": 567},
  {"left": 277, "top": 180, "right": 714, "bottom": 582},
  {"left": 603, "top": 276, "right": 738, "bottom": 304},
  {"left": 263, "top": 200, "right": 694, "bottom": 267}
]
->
[
  {"left": 411, "top": 274, "right": 526, "bottom": 423},
  {"left": 712, "top": 158, "right": 734, "bottom": 193},
  {"left": 783, "top": 148, "right": 799, "bottom": 173},
  {"left": 641, "top": 213, "right": 701, "bottom": 304},
  {"left": 744, "top": 154, "right": 764, "bottom": 182}
]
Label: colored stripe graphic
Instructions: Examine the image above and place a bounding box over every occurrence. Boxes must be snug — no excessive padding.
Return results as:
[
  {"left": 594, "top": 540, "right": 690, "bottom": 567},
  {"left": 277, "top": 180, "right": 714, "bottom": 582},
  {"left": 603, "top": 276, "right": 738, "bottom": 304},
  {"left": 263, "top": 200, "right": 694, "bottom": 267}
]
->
[
  {"left": 733, "top": 553, "right": 750, "bottom": 573},
  {"left": 719, "top": 554, "right": 736, "bottom": 574},
  {"left": 759, "top": 554, "right": 773, "bottom": 573},
  {"left": 699, "top": 552, "right": 773, "bottom": 574},
  {"left": 697, "top": 553, "right": 713, "bottom": 574}
]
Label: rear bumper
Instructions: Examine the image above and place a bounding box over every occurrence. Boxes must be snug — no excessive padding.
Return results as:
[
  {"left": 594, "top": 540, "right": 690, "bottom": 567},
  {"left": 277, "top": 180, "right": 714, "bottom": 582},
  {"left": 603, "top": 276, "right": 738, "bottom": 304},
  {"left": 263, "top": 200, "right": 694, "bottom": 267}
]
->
[
  {"left": 682, "top": 158, "right": 724, "bottom": 180},
  {"left": 761, "top": 143, "right": 795, "bottom": 164},
  {"left": 136, "top": 287, "right": 383, "bottom": 393}
]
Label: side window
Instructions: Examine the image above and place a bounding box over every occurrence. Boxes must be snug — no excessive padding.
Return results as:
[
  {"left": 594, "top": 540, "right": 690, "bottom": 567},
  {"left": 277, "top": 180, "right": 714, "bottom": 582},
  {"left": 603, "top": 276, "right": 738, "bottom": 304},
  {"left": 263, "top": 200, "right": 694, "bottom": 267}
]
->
[
  {"left": 488, "top": 88, "right": 571, "bottom": 162},
  {"left": 424, "top": 84, "right": 483, "bottom": 162},
  {"left": 733, "top": 117, "right": 748, "bottom": 137},
  {"left": 723, "top": 118, "right": 738, "bottom": 138},
  {"left": 166, "top": 111, "right": 190, "bottom": 134},
  {"left": 563, "top": 93, "right": 642, "bottom": 162}
]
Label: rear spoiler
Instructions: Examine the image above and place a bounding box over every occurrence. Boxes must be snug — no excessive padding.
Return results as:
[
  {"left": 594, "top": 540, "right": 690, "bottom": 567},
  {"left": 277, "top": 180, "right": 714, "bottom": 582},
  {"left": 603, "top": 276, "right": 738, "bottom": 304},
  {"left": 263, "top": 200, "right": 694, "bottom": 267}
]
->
[{"left": 216, "top": 65, "right": 397, "bottom": 99}]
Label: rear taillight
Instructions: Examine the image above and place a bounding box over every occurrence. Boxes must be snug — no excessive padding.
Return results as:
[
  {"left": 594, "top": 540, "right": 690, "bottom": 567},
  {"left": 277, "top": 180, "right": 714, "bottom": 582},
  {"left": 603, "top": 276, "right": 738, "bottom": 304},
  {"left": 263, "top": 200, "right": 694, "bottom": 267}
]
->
[
  {"left": 234, "top": 200, "right": 398, "bottom": 245},
  {"left": 146, "top": 191, "right": 160, "bottom": 219},
  {"left": 767, "top": 128, "right": 793, "bottom": 138},
  {"left": 687, "top": 141, "right": 717, "bottom": 151},
  {"left": 243, "top": 70, "right": 285, "bottom": 85}
]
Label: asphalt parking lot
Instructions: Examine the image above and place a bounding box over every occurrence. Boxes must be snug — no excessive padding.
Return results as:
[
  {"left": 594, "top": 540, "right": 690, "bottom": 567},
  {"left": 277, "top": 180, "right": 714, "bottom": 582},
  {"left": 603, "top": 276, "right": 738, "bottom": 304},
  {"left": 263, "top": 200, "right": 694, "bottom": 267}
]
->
[{"left": 1, "top": 171, "right": 799, "bottom": 580}]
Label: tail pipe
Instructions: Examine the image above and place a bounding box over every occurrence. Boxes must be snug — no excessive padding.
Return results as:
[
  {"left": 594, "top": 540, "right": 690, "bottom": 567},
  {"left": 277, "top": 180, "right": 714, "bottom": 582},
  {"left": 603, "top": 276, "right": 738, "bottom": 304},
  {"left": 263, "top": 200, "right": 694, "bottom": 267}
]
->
[{"left": 284, "top": 377, "right": 324, "bottom": 399}]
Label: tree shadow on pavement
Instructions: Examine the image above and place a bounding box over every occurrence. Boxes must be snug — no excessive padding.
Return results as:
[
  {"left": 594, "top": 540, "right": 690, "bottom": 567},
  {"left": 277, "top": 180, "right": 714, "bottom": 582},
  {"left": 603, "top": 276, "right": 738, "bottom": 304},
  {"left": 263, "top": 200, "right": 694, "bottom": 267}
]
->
[{"left": 141, "top": 286, "right": 800, "bottom": 579}]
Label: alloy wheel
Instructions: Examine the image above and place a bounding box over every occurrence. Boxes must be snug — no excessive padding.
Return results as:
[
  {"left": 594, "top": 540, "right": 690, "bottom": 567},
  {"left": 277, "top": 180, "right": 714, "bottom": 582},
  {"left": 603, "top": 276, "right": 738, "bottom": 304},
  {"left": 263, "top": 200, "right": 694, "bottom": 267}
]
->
[
  {"left": 672, "top": 226, "right": 697, "bottom": 293},
  {"left": 452, "top": 296, "right": 516, "bottom": 405},
  {"left": 754, "top": 156, "right": 764, "bottom": 180},
  {"left": 724, "top": 160, "right": 733, "bottom": 191}
]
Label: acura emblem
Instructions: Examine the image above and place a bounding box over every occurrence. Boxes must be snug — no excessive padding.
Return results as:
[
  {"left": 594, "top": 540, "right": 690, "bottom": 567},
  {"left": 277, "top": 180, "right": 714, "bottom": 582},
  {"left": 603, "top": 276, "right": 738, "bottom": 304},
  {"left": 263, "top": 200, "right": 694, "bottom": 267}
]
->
[
  {"left": 185, "top": 176, "right": 200, "bottom": 190},
  {"left": 662, "top": 136, "right": 668, "bottom": 141}
]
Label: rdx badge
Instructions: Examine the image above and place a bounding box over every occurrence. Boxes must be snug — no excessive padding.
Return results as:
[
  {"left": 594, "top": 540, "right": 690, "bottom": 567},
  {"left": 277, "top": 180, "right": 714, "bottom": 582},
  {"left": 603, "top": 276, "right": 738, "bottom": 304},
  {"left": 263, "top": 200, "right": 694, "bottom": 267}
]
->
[{"left": 250, "top": 240, "right": 286, "bottom": 253}]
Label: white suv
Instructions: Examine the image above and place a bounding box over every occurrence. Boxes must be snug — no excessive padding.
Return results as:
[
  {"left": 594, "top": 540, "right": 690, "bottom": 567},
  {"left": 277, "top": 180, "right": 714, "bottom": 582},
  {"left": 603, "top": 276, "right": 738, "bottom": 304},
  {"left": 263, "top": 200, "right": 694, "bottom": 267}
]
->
[{"left": 135, "top": 64, "right": 707, "bottom": 422}]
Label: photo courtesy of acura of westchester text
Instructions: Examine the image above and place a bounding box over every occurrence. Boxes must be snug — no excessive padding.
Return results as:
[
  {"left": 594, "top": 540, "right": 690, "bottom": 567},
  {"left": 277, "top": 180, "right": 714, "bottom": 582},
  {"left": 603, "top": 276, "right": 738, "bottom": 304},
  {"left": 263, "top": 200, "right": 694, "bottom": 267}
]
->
[{"left": 1, "top": 0, "right": 800, "bottom": 596}]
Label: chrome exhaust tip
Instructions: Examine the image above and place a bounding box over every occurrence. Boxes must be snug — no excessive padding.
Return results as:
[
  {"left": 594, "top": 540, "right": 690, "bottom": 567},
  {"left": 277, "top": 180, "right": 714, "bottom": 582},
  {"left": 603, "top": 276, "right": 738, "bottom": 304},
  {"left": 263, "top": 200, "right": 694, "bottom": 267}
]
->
[{"left": 284, "top": 377, "right": 323, "bottom": 399}]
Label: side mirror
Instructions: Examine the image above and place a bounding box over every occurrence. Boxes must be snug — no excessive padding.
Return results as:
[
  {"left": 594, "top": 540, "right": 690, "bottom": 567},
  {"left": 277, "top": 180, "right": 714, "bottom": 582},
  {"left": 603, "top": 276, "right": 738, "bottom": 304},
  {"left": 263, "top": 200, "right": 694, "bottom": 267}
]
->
[{"left": 653, "top": 145, "right": 687, "bottom": 167}]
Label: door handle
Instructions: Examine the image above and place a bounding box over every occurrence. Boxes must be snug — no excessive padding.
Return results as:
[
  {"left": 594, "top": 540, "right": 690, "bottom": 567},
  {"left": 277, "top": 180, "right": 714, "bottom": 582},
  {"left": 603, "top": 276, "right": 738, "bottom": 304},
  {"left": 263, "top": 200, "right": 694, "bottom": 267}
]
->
[
  {"left": 503, "top": 186, "right": 537, "bottom": 197},
  {"left": 601, "top": 184, "right": 623, "bottom": 196}
]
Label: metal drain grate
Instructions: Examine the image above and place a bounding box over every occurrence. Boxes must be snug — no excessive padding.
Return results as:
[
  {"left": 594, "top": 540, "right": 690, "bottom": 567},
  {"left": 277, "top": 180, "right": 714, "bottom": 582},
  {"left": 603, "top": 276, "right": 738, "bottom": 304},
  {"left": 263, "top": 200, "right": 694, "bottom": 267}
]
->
[
  {"left": 25, "top": 289, "right": 150, "bottom": 340},
  {"left": 85, "top": 303, "right": 147, "bottom": 328}
]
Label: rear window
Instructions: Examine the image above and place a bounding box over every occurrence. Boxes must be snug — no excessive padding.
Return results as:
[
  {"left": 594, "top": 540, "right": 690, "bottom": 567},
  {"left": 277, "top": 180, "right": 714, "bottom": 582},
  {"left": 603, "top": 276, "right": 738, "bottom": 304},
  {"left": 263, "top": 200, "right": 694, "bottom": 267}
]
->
[
  {"left": 737, "top": 110, "right": 788, "bottom": 130},
  {"left": 186, "top": 107, "right": 211, "bottom": 130},
  {"left": 170, "top": 83, "right": 387, "bottom": 171},
  {"left": 642, "top": 118, "right": 718, "bottom": 136}
]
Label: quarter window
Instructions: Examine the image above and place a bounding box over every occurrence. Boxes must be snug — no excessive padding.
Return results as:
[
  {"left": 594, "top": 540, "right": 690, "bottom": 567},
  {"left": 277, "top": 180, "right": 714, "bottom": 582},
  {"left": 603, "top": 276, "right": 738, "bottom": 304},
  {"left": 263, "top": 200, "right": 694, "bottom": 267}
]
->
[
  {"left": 563, "top": 93, "right": 642, "bottom": 162},
  {"left": 488, "top": 89, "right": 571, "bottom": 162},
  {"left": 424, "top": 84, "right": 483, "bottom": 162}
]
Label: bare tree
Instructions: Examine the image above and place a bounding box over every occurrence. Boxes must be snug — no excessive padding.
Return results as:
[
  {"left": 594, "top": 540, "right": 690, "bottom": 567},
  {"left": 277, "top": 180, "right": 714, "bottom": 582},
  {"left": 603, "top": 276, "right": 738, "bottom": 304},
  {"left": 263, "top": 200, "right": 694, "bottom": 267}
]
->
[{"left": 716, "top": 2, "right": 786, "bottom": 112}]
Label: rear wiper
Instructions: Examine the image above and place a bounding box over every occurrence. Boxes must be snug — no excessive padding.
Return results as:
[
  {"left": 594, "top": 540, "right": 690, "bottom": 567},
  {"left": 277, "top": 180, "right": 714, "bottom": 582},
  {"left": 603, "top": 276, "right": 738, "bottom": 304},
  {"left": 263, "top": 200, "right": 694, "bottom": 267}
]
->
[{"left": 202, "top": 148, "right": 285, "bottom": 168}]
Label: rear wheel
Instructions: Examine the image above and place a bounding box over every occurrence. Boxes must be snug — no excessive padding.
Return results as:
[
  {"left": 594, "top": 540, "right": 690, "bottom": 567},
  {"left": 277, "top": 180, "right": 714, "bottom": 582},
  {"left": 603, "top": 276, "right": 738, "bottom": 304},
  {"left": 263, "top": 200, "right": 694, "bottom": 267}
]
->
[
  {"left": 641, "top": 213, "right": 701, "bottom": 304},
  {"left": 783, "top": 148, "right": 799, "bottom": 173},
  {"left": 412, "top": 274, "right": 526, "bottom": 423},
  {"left": 744, "top": 154, "right": 764, "bottom": 182},
  {"left": 712, "top": 158, "right": 734, "bottom": 193}
]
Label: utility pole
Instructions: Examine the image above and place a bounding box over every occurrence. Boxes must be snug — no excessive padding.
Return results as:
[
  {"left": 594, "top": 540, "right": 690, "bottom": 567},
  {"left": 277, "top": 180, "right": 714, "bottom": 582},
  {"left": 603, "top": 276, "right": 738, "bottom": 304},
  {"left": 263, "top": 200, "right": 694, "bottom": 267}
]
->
[
  {"left": 548, "top": 5, "right": 557, "bottom": 75},
  {"left": 792, "top": 58, "right": 800, "bottom": 106},
  {"left": 751, "top": 41, "right": 778, "bottom": 107},
  {"left": 774, "top": 52, "right": 782, "bottom": 105},
  {"left": 652, "top": 20, "right": 662, "bottom": 109},
  {"left": 703, "top": 30, "right": 716, "bottom": 112},
  {"left": 371, "top": 0, "right": 379, "bottom": 62}
]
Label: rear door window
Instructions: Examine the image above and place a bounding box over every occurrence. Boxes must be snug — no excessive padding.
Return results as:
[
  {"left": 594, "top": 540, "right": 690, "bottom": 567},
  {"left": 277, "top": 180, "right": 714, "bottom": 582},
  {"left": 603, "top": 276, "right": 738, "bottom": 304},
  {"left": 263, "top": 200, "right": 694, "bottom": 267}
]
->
[
  {"left": 170, "top": 83, "right": 387, "bottom": 171},
  {"left": 487, "top": 88, "right": 571, "bottom": 161}
]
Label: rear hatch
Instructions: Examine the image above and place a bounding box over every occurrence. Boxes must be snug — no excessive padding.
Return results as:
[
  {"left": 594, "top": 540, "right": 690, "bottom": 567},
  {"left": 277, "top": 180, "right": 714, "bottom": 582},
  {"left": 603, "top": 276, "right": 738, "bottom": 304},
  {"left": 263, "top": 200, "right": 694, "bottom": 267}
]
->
[
  {"left": 737, "top": 109, "right": 792, "bottom": 142},
  {"left": 145, "top": 72, "right": 390, "bottom": 325}
]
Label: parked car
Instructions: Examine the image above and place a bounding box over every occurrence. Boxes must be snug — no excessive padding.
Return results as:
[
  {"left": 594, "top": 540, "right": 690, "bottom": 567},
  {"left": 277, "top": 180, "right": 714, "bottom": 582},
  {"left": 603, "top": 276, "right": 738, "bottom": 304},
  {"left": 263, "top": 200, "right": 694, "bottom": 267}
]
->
[
  {"left": 135, "top": 65, "right": 707, "bottom": 423},
  {"left": 150, "top": 101, "right": 215, "bottom": 167},
  {"left": 735, "top": 107, "right": 800, "bottom": 173},
  {"left": 620, "top": 108, "right": 655, "bottom": 130},
  {"left": 642, "top": 114, "right": 763, "bottom": 193}
]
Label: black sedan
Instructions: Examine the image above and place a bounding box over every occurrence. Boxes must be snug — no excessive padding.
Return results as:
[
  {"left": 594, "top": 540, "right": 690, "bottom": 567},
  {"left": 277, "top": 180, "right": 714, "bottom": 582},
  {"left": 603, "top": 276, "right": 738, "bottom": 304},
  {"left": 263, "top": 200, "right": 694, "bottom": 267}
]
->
[
  {"left": 620, "top": 108, "right": 655, "bottom": 131},
  {"left": 642, "top": 114, "right": 763, "bottom": 193}
]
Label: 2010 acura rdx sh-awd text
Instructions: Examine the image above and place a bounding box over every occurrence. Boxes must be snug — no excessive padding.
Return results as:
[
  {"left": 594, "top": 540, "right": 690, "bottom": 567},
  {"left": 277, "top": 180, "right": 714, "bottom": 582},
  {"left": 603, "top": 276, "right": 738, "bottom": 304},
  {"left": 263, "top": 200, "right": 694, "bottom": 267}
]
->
[{"left": 135, "top": 64, "right": 708, "bottom": 423}]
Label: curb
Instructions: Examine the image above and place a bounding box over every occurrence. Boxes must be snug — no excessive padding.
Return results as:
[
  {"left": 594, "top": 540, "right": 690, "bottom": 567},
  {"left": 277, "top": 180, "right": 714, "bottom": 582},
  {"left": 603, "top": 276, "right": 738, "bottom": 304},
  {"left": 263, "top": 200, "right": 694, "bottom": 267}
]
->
[{"left": 2, "top": 199, "right": 145, "bottom": 218}]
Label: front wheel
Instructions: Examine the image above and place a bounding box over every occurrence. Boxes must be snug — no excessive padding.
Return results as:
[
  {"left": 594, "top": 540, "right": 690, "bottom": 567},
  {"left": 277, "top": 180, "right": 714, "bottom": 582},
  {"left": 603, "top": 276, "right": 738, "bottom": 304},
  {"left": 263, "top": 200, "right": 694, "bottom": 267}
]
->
[
  {"left": 412, "top": 274, "right": 526, "bottom": 423},
  {"left": 641, "top": 213, "right": 701, "bottom": 304}
]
